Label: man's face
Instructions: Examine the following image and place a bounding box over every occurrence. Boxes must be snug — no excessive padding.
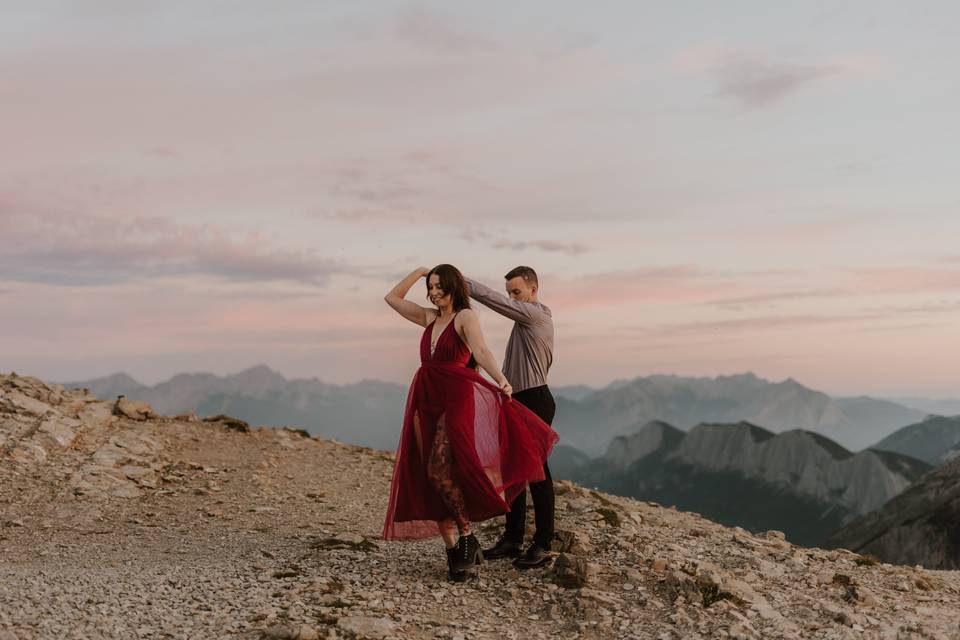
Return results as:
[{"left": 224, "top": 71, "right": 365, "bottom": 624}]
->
[{"left": 505, "top": 276, "right": 536, "bottom": 302}]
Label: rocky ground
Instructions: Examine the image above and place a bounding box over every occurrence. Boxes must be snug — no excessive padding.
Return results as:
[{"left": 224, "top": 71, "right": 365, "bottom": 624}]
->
[{"left": 3, "top": 372, "right": 960, "bottom": 640}]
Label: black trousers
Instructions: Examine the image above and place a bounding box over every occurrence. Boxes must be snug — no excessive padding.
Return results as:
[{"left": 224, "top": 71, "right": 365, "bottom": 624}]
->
[{"left": 504, "top": 385, "right": 556, "bottom": 548}]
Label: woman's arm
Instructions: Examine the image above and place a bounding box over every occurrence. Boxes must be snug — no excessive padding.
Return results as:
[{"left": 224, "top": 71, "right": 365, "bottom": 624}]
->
[
  {"left": 457, "top": 309, "right": 513, "bottom": 399},
  {"left": 384, "top": 267, "right": 435, "bottom": 327}
]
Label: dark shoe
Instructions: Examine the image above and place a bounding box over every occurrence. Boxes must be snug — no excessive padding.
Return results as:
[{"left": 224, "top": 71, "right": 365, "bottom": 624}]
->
[
  {"left": 483, "top": 535, "right": 523, "bottom": 560},
  {"left": 512, "top": 542, "right": 552, "bottom": 569},
  {"left": 450, "top": 533, "right": 483, "bottom": 574},
  {"left": 446, "top": 547, "right": 468, "bottom": 582}
]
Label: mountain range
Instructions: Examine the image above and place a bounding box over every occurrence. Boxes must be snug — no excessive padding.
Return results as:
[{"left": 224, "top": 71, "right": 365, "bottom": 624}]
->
[
  {"left": 65, "top": 367, "right": 935, "bottom": 456},
  {"left": 559, "top": 420, "right": 931, "bottom": 546},
  {"left": 65, "top": 365, "right": 408, "bottom": 451},
  {"left": 552, "top": 373, "right": 926, "bottom": 454},
  {"left": 889, "top": 396, "right": 960, "bottom": 416}
]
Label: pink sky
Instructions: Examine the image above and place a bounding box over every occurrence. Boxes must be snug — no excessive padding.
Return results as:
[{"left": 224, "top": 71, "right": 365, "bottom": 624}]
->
[{"left": 2, "top": 3, "right": 959, "bottom": 397}]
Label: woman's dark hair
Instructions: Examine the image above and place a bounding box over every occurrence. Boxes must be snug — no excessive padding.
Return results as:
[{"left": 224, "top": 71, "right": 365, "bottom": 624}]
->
[{"left": 426, "top": 264, "right": 472, "bottom": 312}]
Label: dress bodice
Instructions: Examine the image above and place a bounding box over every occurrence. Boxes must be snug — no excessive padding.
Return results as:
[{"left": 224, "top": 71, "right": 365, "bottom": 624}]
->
[{"left": 420, "top": 316, "right": 473, "bottom": 366}]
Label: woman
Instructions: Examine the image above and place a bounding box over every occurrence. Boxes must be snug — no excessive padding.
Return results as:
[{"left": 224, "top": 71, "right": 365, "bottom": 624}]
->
[{"left": 382, "top": 264, "right": 558, "bottom": 580}]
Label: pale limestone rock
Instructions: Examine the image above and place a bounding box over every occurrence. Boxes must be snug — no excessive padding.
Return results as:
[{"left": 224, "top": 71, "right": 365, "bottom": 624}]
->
[
  {"left": 2, "top": 389, "right": 50, "bottom": 416},
  {"left": 113, "top": 396, "right": 154, "bottom": 421},
  {"left": 336, "top": 616, "right": 395, "bottom": 639}
]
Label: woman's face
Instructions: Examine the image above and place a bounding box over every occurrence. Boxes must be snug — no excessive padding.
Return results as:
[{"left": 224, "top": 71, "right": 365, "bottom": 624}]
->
[{"left": 428, "top": 274, "right": 451, "bottom": 308}]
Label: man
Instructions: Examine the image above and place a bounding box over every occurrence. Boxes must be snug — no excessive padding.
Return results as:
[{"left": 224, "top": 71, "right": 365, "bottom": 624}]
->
[{"left": 464, "top": 266, "right": 556, "bottom": 569}]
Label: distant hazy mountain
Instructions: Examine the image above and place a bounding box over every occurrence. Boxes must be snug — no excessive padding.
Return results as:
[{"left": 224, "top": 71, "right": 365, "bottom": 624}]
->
[
  {"left": 64, "top": 365, "right": 408, "bottom": 451},
  {"left": 547, "top": 444, "right": 593, "bottom": 480},
  {"left": 552, "top": 373, "right": 926, "bottom": 455},
  {"left": 65, "top": 372, "right": 146, "bottom": 400},
  {"left": 826, "top": 456, "right": 960, "bottom": 569},
  {"left": 890, "top": 397, "right": 960, "bottom": 416},
  {"left": 552, "top": 385, "right": 597, "bottom": 402},
  {"left": 870, "top": 416, "right": 960, "bottom": 465},
  {"left": 564, "top": 420, "right": 930, "bottom": 546},
  {"left": 66, "top": 368, "right": 927, "bottom": 458}
]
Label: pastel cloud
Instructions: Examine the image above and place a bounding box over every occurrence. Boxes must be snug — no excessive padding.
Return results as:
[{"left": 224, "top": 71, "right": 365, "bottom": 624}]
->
[
  {"left": 0, "top": 207, "right": 347, "bottom": 287},
  {"left": 847, "top": 267, "right": 960, "bottom": 294},
  {"left": 671, "top": 45, "right": 882, "bottom": 107}
]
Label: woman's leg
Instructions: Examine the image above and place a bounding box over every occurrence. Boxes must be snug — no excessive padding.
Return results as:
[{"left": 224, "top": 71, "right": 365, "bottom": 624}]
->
[
  {"left": 427, "top": 413, "right": 471, "bottom": 536},
  {"left": 438, "top": 519, "right": 458, "bottom": 549}
]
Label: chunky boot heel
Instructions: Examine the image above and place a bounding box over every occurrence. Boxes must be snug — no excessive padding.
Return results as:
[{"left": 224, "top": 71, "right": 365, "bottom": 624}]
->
[
  {"left": 446, "top": 547, "right": 467, "bottom": 582},
  {"left": 451, "top": 533, "right": 482, "bottom": 575}
]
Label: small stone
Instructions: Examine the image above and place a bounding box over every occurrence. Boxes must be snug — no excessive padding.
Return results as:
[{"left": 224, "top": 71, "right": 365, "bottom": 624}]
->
[
  {"left": 665, "top": 570, "right": 702, "bottom": 606},
  {"left": 336, "top": 616, "right": 395, "bottom": 639},
  {"left": 272, "top": 567, "right": 302, "bottom": 579},
  {"left": 651, "top": 558, "right": 670, "bottom": 572},
  {"left": 295, "top": 625, "right": 319, "bottom": 640},
  {"left": 262, "top": 624, "right": 297, "bottom": 640},
  {"left": 728, "top": 622, "right": 757, "bottom": 640},
  {"left": 309, "top": 534, "right": 378, "bottom": 552},
  {"left": 552, "top": 529, "right": 593, "bottom": 555},
  {"left": 551, "top": 553, "right": 589, "bottom": 589}
]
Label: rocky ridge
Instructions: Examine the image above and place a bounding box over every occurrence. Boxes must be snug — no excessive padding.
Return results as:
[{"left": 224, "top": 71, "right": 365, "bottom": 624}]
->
[
  {"left": 553, "top": 373, "right": 925, "bottom": 454},
  {"left": 568, "top": 421, "right": 930, "bottom": 546},
  {"left": 3, "top": 372, "right": 960, "bottom": 639},
  {"left": 871, "top": 416, "right": 960, "bottom": 466}
]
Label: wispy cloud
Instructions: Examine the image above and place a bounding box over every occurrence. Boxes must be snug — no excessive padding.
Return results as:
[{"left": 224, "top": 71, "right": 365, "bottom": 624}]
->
[
  {"left": 705, "top": 289, "right": 851, "bottom": 310},
  {"left": 491, "top": 239, "right": 589, "bottom": 255},
  {"left": 461, "top": 229, "right": 590, "bottom": 255},
  {"left": 671, "top": 46, "right": 882, "bottom": 107},
  {"left": 847, "top": 267, "right": 960, "bottom": 294},
  {"left": 861, "top": 300, "right": 960, "bottom": 315},
  {"left": 0, "top": 208, "right": 347, "bottom": 287},
  {"left": 644, "top": 313, "right": 882, "bottom": 338},
  {"left": 713, "top": 54, "right": 838, "bottom": 107},
  {"left": 392, "top": 7, "right": 499, "bottom": 55},
  {"left": 548, "top": 266, "right": 734, "bottom": 309}
]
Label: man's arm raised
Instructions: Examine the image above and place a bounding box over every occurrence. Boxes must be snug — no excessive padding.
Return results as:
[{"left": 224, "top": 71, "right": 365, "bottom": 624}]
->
[{"left": 464, "top": 277, "right": 539, "bottom": 325}]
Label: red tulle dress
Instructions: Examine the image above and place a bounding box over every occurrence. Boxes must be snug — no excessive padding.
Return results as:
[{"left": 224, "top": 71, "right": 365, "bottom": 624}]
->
[{"left": 382, "top": 314, "right": 559, "bottom": 540}]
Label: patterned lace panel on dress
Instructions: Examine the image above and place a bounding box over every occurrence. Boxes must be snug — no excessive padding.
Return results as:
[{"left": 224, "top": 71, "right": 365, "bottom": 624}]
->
[{"left": 426, "top": 413, "right": 468, "bottom": 531}]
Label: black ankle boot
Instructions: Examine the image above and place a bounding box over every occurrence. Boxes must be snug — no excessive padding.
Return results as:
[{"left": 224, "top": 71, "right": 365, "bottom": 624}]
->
[
  {"left": 446, "top": 547, "right": 467, "bottom": 582},
  {"left": 513, "top": 541, "right": 552, "bottom": 569},
  {"left": 483, "top": 535, "right": 524, "bottom": 560},
  {"left": 450, "top": 533, "right": 483, "bottom": 574}
]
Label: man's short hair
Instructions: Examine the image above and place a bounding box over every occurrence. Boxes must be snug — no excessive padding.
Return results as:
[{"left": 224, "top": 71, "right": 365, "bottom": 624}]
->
[{"left": 504, "top": 266, "right": 538, "bottom": 287}]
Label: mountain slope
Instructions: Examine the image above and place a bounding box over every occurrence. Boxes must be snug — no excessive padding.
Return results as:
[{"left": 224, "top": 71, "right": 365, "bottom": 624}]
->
[
  {"left": 567, "top": 421, "right": 930, "bottom": 546},
  {"left": 826, "top": 456, "right": 960, "bottom": 570},
  {"left": 63, "top": 372, "right": 146, "bottom": 400},
  {"left": 870, "top": 415, "right": 960, "bottom": 465},
  {"left": 4, "top": 371, "right": 960, "bottom": 638}
]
